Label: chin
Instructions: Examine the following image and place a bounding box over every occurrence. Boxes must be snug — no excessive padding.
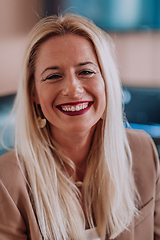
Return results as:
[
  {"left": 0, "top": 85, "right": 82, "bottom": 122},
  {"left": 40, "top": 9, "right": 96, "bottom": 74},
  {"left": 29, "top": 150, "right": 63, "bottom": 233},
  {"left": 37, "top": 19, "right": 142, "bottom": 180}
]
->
[{"left": 68, "top": 122, "right": 97, "bottom": 133}]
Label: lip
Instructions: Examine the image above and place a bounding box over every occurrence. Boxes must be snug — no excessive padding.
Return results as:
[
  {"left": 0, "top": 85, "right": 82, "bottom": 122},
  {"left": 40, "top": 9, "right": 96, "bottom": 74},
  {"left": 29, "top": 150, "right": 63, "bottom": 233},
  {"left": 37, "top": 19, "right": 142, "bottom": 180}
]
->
[{"left": 56, "top": 101, "right": 93, "bottom": 116}]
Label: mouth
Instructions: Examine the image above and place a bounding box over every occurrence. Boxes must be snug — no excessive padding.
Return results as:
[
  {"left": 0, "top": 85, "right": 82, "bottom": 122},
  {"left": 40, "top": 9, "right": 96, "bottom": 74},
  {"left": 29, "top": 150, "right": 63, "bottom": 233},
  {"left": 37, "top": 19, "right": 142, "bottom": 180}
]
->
[{"left": 56, "top": 101, "right": 93, "bottom": 116}]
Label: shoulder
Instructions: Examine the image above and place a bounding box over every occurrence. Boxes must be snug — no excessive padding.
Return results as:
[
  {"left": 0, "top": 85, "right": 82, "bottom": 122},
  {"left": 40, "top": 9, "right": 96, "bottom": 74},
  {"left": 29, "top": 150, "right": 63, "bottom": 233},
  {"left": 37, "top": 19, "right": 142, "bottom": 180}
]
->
[
  {"left": 0, "top": 150, "right": 23, "bottom": 181},
  {"left": 126, "top": 129, "right": 160, "bottom": 204},
  {"left": 0, "top": 150, "right": 19, "bottom": 169},
  {"left": 126, "top": 129, "right": 159, "bottom": 173},
  {"left": 0, "top": 152, "right": 42, "bottom": 239},
  {"left": 126, "top": 128, "right": 155, "bottom": 151},
  {"left": 0, "top": 150, "right": 27, "bottom": 204}
]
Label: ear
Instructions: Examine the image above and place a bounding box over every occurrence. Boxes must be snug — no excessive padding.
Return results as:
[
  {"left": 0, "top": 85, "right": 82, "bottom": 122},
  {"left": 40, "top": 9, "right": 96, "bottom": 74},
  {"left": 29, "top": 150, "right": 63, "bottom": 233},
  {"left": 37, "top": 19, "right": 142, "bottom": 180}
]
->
[
  {"left": 32, "top": 84, "right": 40, "bottom": 104},
  {"left": 32, "top": 93, "right": 40, "bottom": 104}
]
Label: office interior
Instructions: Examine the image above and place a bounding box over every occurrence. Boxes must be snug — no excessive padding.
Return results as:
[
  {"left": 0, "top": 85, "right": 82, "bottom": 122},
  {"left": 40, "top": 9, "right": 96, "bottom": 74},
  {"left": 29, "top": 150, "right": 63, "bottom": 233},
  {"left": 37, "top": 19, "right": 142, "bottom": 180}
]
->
[{"left": 0, "top": 0, "right": 160, "bottom": 156}]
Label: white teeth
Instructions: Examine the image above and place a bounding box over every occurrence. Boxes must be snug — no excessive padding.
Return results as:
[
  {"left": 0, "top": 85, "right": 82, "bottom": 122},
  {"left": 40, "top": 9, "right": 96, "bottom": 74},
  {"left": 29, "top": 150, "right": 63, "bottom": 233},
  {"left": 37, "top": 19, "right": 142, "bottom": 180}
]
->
[
  {"left": 61, "top": 103, "right": 89, "bottom": 112},
  {"left": 76, "top": 105, "right": 80, "bottom": 111},
  {"left": 71, "top": 106, "right": 75, "bottom": 111}
]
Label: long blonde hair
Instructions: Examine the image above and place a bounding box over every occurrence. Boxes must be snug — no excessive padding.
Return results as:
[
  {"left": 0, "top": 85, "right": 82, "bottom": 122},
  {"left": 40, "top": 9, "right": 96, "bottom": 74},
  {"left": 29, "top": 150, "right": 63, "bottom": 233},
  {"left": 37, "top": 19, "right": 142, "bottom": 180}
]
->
[{"left": 14, "top": 14, "right": 139, "bottom": 240}]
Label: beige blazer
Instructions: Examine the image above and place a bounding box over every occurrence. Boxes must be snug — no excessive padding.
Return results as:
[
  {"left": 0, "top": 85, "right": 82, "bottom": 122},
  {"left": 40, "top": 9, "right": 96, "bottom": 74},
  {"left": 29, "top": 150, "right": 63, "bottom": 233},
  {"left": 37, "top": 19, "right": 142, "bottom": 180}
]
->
[{"left": 0, "top": 129, "right": 160, "bottom": 240}]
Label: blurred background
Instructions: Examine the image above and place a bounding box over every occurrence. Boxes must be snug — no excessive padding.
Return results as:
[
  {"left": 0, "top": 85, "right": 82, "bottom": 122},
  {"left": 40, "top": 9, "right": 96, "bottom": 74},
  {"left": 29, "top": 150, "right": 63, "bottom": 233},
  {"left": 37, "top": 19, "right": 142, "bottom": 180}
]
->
[{"left": 0, "top": 0, "right": 160, "bottom": 155}]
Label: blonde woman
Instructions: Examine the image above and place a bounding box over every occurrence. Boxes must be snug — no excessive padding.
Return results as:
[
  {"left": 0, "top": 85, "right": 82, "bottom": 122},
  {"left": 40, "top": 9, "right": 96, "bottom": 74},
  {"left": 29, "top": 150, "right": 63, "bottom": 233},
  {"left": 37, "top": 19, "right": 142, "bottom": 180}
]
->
[{"left": 0, "top": 13, "right": 160, "bottom": 240}]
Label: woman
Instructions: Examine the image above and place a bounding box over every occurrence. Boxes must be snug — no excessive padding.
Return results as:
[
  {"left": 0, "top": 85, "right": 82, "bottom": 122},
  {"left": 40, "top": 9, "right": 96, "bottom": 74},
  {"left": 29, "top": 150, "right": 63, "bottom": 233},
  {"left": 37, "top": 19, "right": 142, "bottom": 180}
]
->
[{"left": 0, "top": 13, "right": 159, "bottom": 240}]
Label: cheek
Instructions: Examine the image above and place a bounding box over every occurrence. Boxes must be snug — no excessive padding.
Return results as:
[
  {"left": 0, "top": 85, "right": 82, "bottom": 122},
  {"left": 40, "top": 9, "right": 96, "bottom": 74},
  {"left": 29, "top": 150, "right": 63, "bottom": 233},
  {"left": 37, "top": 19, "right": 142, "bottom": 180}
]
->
[
  {"left": 93, "top": 79, "right": 106, "bottom": 103},
  {"left": 96, "top": 80, "right": 106, "bottom": 112},
  {"left": 36, "top": 87, "right": 53, "bottom": 110},
  {"left": 100, "top": 92, "right": 106, "bottom": 113}
]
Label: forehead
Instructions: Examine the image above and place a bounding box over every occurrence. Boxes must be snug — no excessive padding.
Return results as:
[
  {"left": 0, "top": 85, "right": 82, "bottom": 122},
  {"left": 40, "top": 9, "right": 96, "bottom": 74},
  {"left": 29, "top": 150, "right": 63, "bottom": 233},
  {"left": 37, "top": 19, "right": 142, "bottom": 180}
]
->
[{"left": 35, "top": 34, "right": 98, "bottom": 67}]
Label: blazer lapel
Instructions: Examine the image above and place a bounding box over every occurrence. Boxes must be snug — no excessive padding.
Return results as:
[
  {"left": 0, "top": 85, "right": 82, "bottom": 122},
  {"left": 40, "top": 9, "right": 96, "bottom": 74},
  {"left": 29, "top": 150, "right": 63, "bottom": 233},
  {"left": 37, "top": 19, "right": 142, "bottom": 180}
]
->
[
  {"left": 105, "top": 220, "right": 134, "bottom": 240},
  {"left": 115, "top": 221, "right": 134, "bottom": 240}
]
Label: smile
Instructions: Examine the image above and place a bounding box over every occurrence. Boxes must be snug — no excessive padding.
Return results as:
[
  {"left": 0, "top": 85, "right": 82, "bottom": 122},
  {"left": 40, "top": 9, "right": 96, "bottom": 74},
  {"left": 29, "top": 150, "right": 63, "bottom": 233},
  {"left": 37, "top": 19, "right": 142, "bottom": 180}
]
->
[{"left": 56, "top": 101, "right": 93, "bottom": 116}]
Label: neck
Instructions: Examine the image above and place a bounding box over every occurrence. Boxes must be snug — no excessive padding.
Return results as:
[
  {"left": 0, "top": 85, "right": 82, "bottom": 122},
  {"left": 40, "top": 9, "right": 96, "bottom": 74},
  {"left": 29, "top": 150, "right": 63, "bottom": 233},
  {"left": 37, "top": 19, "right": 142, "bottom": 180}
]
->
[{"left": 50, "top": 125, "right": 96, "bottom": 182}]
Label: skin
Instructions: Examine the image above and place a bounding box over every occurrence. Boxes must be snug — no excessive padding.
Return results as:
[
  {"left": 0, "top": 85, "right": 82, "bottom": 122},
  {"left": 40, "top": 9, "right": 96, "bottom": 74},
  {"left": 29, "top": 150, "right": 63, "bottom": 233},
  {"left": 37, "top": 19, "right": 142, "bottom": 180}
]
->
[{"left": 33, "top": 34, "right": 106, "bottom": 181}]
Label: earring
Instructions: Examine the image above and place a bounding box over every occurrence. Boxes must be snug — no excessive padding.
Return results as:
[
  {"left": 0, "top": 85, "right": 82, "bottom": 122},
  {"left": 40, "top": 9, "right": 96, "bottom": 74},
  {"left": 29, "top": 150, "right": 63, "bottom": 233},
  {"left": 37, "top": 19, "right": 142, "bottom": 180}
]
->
[
  {"left": 37, "top": 117, "right": 46, "bottom": 128},
  {"left": 36, "top": 104, "right": 46, "bottom": 128}
]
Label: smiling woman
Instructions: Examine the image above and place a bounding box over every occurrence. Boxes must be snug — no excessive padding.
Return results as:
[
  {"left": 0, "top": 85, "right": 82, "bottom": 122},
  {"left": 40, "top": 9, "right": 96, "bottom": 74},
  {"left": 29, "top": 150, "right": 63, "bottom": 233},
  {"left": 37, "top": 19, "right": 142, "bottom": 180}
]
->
[
  {"left": 33, "top": 34, "right": 106, "bottom": 135},
  {"left": 0, "top": 13, "right": 160, "bottom": 240}
]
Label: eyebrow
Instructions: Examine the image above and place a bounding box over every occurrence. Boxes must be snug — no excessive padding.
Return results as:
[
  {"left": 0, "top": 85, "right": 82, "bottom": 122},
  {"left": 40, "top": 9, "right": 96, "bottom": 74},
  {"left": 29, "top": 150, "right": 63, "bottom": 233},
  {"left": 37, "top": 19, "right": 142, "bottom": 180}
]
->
[
  {"left": 41, "top": 66, "right": 59, "bottom": 76},
  {"left": 77, "top": 61, "right": 98, "bottom": 68}
]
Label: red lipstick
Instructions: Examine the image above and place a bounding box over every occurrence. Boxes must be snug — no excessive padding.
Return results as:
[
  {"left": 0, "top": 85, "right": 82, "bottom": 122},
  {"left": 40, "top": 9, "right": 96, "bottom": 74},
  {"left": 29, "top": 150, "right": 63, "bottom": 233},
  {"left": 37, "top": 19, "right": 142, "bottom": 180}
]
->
[{"left": 56, "top": 101, "right": 93, "bottom": 116}]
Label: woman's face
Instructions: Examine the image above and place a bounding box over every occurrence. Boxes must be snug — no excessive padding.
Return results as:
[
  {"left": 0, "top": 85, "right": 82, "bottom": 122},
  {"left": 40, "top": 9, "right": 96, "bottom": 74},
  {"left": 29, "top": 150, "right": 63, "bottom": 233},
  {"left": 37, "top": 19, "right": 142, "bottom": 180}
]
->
[{"left": 34, "top": 34, "right": 106, "bottom": 136}]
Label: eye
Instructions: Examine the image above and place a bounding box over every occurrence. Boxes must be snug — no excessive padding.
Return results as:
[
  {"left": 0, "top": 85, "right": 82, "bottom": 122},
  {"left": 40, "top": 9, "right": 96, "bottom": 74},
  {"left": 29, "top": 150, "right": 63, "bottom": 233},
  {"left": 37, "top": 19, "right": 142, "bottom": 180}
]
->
[
  {"left": 78, "top": 69, "right": 96, "bottom": 78},
  {"left": 42, "top": 73, "right": 62, "bottom": 82}
]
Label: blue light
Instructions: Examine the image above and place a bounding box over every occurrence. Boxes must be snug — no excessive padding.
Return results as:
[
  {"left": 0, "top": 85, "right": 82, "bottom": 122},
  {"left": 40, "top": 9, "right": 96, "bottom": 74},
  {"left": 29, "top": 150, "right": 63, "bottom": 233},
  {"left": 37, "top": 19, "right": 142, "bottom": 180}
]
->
[{"left": 129, "top": 123, "right": 160, "bottom": 138}]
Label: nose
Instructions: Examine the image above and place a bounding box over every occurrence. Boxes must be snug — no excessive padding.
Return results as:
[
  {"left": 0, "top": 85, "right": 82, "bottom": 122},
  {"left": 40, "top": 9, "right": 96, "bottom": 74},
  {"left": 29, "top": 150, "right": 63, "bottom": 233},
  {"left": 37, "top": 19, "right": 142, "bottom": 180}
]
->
[{"left": 61, "top": 73, "right": 84, "bottom": 97}]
